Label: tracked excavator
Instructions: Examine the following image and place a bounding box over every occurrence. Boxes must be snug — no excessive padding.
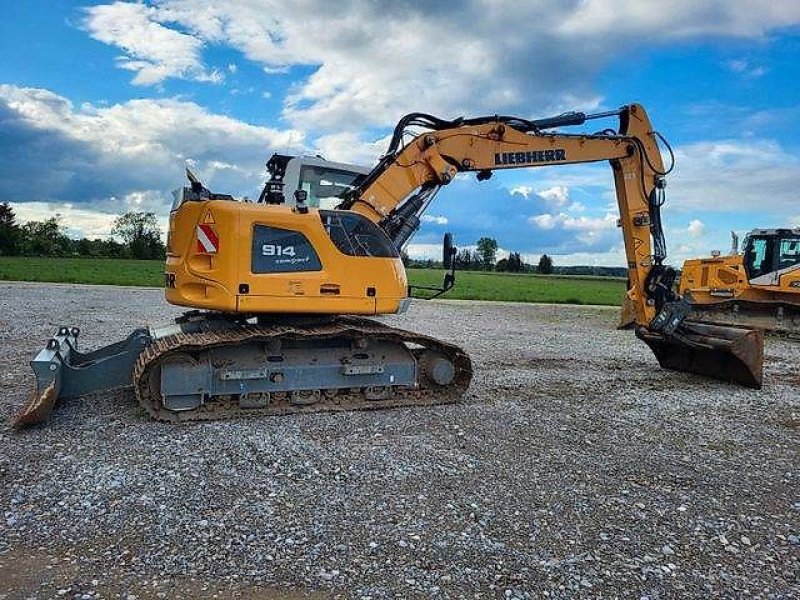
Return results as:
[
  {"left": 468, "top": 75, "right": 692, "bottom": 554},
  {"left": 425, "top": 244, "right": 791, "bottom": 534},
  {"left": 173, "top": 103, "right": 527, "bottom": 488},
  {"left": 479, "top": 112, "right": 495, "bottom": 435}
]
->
[{"left": 13, "top": 103, "right": 765, "bottom": 428}]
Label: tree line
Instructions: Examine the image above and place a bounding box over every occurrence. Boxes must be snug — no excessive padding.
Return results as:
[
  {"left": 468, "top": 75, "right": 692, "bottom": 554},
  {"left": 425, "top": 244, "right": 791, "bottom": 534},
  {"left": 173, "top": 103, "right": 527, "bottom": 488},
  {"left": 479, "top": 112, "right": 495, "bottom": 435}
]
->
[
  {"left": 403, "top": 236, "right": 556, "bottom": 274},
  {"left": 0, "top": 203, "right": 165, "bottom": 260},
  {"left": 1, "top": 203, "right": 627, "bottom": 277},
  {"left": 402, "top": 236, "right": 626, "bottom": 277}
]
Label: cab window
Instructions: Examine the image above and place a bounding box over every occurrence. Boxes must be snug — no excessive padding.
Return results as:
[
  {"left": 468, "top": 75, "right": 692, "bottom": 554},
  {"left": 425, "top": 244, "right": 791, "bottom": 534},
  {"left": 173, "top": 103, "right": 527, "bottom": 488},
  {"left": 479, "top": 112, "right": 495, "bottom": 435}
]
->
[
  {"left": 778, "top": 237, "right": 800, "bottom": 270},
  {"left": 299, "top": 166, "right": 364, "bottom": 210},
  {"left": 745, "top": 237, "right": 772, "bottom": 278},
  {"left": 319, "top": 211, "right": 399, "bottom": 258}
]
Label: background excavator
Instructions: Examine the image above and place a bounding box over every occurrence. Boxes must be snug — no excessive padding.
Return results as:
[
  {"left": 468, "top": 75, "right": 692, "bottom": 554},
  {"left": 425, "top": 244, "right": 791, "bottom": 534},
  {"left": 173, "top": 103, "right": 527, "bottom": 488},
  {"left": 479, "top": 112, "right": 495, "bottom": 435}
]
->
[
  {"left": 14, "top": 103, "right": 764, "bottom": 428},
  {"left": 680, "top": 228, "right": 800, "bottom": 333},
  {"left": 619, "top": 228, "right": 800, "bottom": 334}
]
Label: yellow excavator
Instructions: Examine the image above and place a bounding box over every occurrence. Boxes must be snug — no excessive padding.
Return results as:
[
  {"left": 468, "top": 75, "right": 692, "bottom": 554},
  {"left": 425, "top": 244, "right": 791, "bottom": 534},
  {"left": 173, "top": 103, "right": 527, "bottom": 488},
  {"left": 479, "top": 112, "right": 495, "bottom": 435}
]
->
[
  {"left": 619, "top": 229, "right": 800, "bottom": 334},
  {"left": 679, "top": 229, "right": 800, "bottom": 333},
  {"left": 13, "top": 103, "right": 764, "bottom": 428}
]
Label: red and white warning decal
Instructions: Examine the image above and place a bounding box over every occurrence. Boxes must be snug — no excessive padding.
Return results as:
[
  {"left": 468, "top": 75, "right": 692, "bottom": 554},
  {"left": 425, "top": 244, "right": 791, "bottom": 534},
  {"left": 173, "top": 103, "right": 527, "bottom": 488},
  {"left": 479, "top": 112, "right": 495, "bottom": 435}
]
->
[{"left": 196, "top": 223, "right": 219, "bottom": 254}]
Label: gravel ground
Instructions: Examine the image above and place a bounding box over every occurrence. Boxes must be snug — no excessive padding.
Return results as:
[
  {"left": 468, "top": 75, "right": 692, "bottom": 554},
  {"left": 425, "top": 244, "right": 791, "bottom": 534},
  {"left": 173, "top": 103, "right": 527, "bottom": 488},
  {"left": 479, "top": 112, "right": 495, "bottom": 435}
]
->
[{"left": 0, "top": 281, "right": 797, "bottom": 600}]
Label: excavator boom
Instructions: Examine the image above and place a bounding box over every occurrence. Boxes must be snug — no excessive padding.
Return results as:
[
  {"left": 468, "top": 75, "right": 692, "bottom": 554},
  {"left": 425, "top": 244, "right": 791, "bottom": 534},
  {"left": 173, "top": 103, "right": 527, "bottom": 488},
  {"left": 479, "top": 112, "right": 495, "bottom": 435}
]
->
[{"left": 339, "top": 104, "right": 763, "bottom": 387}]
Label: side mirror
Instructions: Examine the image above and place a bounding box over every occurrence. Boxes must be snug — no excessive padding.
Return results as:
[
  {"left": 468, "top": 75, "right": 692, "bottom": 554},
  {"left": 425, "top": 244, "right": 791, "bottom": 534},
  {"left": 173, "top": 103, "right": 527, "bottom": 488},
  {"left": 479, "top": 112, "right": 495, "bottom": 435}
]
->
[
  {"left": 443, "top": 233, "right": 455, "bottom": 269},
  {"left": 407, "top": 232, "right": 458, "bottom": 300}
]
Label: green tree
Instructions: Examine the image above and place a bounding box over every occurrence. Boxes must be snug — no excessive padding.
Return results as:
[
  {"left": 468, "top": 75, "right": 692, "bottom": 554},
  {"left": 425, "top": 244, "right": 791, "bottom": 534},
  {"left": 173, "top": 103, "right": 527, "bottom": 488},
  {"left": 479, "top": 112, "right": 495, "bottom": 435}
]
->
[
  {"left": 112, "top": 211, "right": 165, "bottom": 260},
  {"left": 455, "top": 248, "right": 474, "bottom": 270},
  {"left": 538, "top": 253, "right": 554, "bottom": 274},
  {"left": 507, "top": 252, "right": 524, "bottom": 272},
  {"left": 476, "top": 237, "right": 498, "bottom": 270},
  {"left": 0, "top": 202, "right": 20, "bottom": 255},
  {"left": 400, "top": 249, "right": 411, "bottom": 267},
  {"left": 20, "top": 216, "right": 70, "bottom": 256}
]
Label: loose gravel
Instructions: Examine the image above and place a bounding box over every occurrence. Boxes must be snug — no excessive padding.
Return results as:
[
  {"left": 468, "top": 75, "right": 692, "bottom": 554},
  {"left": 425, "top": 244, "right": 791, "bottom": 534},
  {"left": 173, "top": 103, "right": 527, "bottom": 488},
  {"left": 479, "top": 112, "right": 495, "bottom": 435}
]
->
[{"left": 0, "top": 282, "right": 797, "bottom": 599}]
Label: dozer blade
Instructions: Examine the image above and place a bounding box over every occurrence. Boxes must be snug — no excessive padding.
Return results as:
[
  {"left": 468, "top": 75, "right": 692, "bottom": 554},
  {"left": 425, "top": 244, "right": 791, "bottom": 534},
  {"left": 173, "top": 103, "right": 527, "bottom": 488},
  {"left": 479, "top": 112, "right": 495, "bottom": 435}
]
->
[
  {"left": 11, "top": 326, "right": 152, "bottom": 429},
  {"left": 13, "top": 381, "right": 58, "bottom": 429},
  {"left": 636, "top": 321, "right": 763, "bottom": 389}
]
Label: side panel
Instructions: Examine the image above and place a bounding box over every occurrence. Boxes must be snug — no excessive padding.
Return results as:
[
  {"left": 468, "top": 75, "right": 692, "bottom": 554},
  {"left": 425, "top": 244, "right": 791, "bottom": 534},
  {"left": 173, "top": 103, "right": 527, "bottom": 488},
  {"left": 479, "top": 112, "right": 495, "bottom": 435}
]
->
[{"left": 165, "top": 200, "right": 407, "bottom": 315}]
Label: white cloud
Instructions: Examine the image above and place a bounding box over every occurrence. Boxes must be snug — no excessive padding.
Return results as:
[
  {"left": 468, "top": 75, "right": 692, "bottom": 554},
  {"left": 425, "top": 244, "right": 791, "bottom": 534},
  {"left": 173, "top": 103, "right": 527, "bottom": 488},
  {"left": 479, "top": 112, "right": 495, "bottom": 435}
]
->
[
  {"left": 11, "top": 202, "right": 119, "bottom": 240},
  {"left": 0, "top": 84, "right": 303, "bottom": 214},
  {"left": 529, "top": 212, "right": 618, "bottom": 233},
  {"left": 687, "top": 219, "right": 706, "bottom": 237},
  {"left": 536, "top": 185, "right": 570, "bottom": 207},
  {"left": 405, "top": 243, "right": 444, "bottom": 260},
  {"left": 557, "top": 1, "right": 800, "bottom": 37},
  {"left": 80, "top": 1, "right": 800, "bottom": 131},
  {"left": 530, "top": 214, "right": 557, "bottom": 230},
  {"left": 421, "top": 215, "right": 449, "bottom": 226},
  {"left": 312, "top": 131, "right": 387, "bottom": 166},
  {"left": 510, "top": 186, "right": 533, "bottom": 198},
  {"left": 82, "top": 2, "right": 221, "bottom": 85},
  {"left": 669, "top": 139, "right": 800, "bottom": 215}
]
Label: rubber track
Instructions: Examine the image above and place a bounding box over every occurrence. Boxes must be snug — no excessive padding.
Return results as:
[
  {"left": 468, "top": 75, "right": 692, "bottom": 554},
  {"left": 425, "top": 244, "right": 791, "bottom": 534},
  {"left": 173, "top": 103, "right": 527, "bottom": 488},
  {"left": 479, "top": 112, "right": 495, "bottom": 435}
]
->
[{"left": 132, "top": 316, "right": 473, "bottom": 422}]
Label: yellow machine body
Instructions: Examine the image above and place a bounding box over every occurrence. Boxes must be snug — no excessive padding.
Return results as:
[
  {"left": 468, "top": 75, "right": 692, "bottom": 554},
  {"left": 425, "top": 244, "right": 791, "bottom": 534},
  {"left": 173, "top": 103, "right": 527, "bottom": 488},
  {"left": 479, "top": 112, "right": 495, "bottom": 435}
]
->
[
  {"left": 680, "top": 257, "right": 800, "bottom": 304},
  {"left": 677, "top": 229, "right": 800, "bottom": 332},
  {"left": 165, "top": 201, "right": 408, "bottom": 315}
]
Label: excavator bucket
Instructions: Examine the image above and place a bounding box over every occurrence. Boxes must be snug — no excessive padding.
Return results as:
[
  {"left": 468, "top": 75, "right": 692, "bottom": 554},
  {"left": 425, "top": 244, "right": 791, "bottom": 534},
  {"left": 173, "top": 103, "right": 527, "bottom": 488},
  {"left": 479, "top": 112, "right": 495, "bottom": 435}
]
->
[
  {"left": 636, "top": 321, "right": 763, "bottom": 389},
  {"left": 11, "top": 326, "right": 152, "bottom": 429}
]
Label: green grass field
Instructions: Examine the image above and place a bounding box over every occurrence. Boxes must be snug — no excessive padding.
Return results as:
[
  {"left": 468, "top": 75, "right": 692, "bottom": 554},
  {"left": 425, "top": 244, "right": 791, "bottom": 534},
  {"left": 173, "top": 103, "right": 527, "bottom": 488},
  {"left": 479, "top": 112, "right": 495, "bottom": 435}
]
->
[
  {"left": 0, "top": 257, "right": 626, "bottom": 305},
  {"left": 0, "top": 257, "right": 162, "bottom": 287}
]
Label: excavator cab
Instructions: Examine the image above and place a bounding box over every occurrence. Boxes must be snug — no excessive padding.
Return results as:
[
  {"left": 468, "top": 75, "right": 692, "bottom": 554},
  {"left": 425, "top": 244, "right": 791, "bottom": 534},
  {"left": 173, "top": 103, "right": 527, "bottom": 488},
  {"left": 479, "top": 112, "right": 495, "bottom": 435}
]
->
[{"left": 743, "top": 229, "right": 800, "bottom": 286}]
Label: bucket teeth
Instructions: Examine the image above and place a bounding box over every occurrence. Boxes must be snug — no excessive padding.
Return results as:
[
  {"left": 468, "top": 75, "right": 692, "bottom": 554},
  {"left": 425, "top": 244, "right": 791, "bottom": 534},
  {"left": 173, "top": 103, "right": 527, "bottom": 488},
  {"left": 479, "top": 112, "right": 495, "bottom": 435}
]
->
[{"left": 11, "top": 381, "right": 58, "bottom": 430}]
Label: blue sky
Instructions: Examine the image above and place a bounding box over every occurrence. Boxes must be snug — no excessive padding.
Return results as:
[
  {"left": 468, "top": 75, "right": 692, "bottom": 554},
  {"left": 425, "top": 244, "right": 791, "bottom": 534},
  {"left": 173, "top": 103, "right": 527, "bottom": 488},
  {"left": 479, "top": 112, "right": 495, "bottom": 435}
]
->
[{"left": 1, "top": 1, "right": 799, "bottom": 265}]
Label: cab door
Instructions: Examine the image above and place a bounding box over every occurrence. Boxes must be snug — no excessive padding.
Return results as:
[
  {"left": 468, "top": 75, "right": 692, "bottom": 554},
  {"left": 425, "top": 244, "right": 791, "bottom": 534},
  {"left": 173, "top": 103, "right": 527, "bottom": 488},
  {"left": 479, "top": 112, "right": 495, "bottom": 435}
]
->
[
  {"left": 776, "top": 236, "right": 800, "bottom": 290},
  {"left": 745, "top": 236, "right": 779, "bottom": 286}
]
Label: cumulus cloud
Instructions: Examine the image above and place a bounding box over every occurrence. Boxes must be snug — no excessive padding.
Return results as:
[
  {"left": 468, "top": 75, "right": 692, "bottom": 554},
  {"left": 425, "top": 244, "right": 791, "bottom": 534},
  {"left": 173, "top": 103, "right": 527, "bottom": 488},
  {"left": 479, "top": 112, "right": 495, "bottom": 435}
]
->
[
  {"left": 510, "top": 186, "right": 533, "bottom": 199},
  {"left": 687, "top": 219, "right": 706, "bottom": 237},
  {"left": 312, "top": 131, "right": 387, "bottom": 166},
  {"left": 421, "top": 215, "right": 449, "bottom": 226},
  {"left": 0, "top": 84, "right": 302, "bottom": 216},
  {"left": 529, "top": 212, "right": 617, "bottom": 233},
  {"left": 80, "top": 0, "right": 800, "bottom": 131},
  {"left": 82, "top": 2, "right": 221, "bottom": 85},
  {"left": 535, "top": 186, "right": 570, "bottom": 207},
  {"left": 557, "top": 1, "right": 800, "bottom": 37},
  {"left": 11, "top": 202, "right": 120, "bottom": 240},
  {"left": 668, "top": 139, "right": 800, "bottom": 215}
]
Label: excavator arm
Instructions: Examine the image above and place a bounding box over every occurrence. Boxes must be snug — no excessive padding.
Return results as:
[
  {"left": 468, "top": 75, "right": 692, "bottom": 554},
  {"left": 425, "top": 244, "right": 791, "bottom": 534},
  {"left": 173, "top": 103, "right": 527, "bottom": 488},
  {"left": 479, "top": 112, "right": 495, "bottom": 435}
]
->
[{"left": 340, "top": 104, "right": 763, "bottom": 387}]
